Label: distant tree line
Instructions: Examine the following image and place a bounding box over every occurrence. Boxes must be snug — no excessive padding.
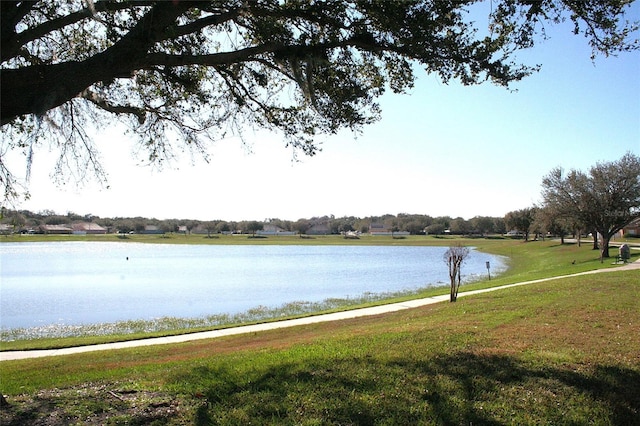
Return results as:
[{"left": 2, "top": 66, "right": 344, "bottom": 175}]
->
[
  {"left": 1, "top": 209, "right": 509, "bottom": 237},
  {"left": 5, "top": 153, "right": 637, "bottom": 250}
]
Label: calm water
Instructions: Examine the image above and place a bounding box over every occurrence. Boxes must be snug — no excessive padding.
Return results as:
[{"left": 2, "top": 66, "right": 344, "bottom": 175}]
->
[{"left": 0, "top": 242, "right": 507, "bottom": 330}]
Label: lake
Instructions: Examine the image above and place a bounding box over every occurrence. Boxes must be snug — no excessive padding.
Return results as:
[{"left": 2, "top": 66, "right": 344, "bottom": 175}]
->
[{"left": 0, "top": 242, "right": 507, "bottom": 333}]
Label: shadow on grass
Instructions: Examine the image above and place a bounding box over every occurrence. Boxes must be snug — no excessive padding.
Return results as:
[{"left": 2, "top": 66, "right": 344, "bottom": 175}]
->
[
  {"left": 178, "top": 352, "right": 639, "bottom": 425},
  {"left": 406, "top": 353, "right": 640, "bottom": 425},
  {"left": 6, "top": 352, "right": 635, "bottom": 425}
]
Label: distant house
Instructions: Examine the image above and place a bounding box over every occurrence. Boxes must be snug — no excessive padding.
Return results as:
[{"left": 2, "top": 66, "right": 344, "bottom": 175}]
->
[
  {"left": 72, "top": 222, "right": 107, "bottom": 235},
  {"left": 257, "top": 224, "right": 297, "bottom": 236},
  {"left": 306, "top": 223, "right": 331, "bottom": 235},
  {"left": 370, "top": 222, "right": 409, "bottom": 236},
  {"left": 623, "top": 217, "right": 640, "bottom": 237},
  {"left": 177, "top": 225, "right": 188, "bottom": 234},
  {"left": 41, "top": 224, "right": 73, "bottom": 234},
  {"left": 142, "top": 225, "right": 165, "bottom": 235},
  {"left": 191, "top": 225, "right": 214, "bottom": 235},
  {"left": 369, "top": 223, "right": 389, "bottom": 235}
]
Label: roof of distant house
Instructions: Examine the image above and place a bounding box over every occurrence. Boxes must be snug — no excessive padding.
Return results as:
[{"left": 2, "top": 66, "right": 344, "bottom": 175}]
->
[
  {"left": 41, "top": 224, "right": 73, "bottom": 232},
  {"left": 72, "top": 222, "right": 106, "bottom": 231}
]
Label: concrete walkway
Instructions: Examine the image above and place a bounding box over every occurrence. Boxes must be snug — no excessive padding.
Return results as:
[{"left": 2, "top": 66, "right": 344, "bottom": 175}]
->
[{"left": 2, "top": 257, "right": 638, "bottom": 362}]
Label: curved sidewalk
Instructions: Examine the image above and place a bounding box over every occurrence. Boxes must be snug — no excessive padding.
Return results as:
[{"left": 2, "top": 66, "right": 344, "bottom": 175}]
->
[{"left": 2, "top": 259, "right": 638, "bottom": 362}]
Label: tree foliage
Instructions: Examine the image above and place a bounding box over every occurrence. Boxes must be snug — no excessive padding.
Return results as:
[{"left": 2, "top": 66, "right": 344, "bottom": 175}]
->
[
  {"left": 532, "top": 206, "right": 572, "bottom": 244},
  {"left": 1, "top": 0, "right": 638, "bottom": 201},
  {"left": 540, "top": 152, "right": 640, "bottom": 258},
  {"left": 244, "top": 220, "right": 264, "bottom": 236},
  {"left": 504, "top": 207, "right": 536, "bottom": 241}
]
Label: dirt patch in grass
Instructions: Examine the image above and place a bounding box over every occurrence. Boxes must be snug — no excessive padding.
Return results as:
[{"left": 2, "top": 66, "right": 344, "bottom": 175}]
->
[{"left": 1, "top": 382, "right": 188, "bottom": 425}]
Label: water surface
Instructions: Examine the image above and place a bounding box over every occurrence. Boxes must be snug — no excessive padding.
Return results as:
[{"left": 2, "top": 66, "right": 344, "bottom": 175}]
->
[{"left": 1, "top": 242, "right": 507, "bottom": 331}]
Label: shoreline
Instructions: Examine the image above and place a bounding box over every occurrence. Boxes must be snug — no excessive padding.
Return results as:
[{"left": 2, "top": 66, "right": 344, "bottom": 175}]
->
[{"left": 2, "top": 258, "right": 638, "bottom": 362}]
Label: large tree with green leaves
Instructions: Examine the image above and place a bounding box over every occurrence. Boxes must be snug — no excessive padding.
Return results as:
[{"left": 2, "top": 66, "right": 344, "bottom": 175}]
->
[
  {"left": 1, "top": 0, "right": 638, "bottom": 201},
  {"left": 532, "top": 205, "right": 572, "bottom": 244},
  {"left": 541, "top": 153, "right": 640, "bottom": 258},
  {"left": 504, "top": 207, "right": 536, "bottom": 241},
  {"left": 244, "top": 220, "right": 264, "bottom": 237}
]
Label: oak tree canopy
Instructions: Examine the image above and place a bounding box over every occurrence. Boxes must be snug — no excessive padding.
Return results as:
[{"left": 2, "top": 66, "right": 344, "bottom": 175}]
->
[
  {"left": 541, "top": 152, "right": 640, "bottom": 259},
  {"left": 1, "top": 0, "right": 638, "bottom": 201}
]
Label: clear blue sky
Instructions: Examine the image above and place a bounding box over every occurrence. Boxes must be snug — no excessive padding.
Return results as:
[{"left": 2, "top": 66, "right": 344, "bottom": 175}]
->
[{"left": 12, "top": 6, "right": 640, "bottom": 221}]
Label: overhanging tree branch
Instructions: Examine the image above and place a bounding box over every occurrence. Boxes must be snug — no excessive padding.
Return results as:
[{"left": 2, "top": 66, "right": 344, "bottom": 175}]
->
[
  {"left": 0, "top": 1, "right": 38, "bottom": 49},
  {"left": 80, "top": 88, "right": 146, "bottom": 124},
  {"left": 1, "top": 2, "right": 154, "bottom": 63},
  {"left": 1, "top": 0, "right": 638, "bottom": 203}
]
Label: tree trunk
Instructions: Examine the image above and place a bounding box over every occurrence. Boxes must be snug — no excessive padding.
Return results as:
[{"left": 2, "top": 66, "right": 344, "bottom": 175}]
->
[
  {"left": 592, "top": 232, "right": 599, "bottom": 250},
  {"left": 450, "top": 259, "right": 463, "bottom": 302},
  {"left": 448, "top": 260, "right": 457, "bottom": 302},
  {"left": 600, "top": 233, "right": 611, "bottom": 258}
]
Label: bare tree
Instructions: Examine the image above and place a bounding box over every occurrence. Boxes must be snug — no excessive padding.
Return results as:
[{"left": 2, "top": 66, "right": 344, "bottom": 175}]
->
[{"left": 443, "top": 244, "right": 470, "bottom": 303}]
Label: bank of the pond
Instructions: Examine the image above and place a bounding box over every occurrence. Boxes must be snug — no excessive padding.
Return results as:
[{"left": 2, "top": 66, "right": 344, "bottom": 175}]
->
[
  {"left": 1, "top": 237, "right": 637, "bottom": 353},
  {"left": 2, "top": 257, "right": 638, "bottom": 361}
]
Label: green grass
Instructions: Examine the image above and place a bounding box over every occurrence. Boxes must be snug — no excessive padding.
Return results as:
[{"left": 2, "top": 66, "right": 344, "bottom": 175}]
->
[
  {"left": 2, "top": 270, "right": 639, "bottom": 424},
  {"left": 1, "top": 236, "right": 637, "bottom": 351}
]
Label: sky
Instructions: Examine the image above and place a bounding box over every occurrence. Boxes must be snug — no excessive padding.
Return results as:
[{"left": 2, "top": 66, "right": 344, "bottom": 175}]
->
[{"left": 7, "top": 5, "right": 640, "bottom": 222}]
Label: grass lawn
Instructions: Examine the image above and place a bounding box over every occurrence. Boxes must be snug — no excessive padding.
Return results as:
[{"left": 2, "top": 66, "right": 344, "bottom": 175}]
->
[{"left": 1, "top": 269, "right": 639, "bottom": 425}]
